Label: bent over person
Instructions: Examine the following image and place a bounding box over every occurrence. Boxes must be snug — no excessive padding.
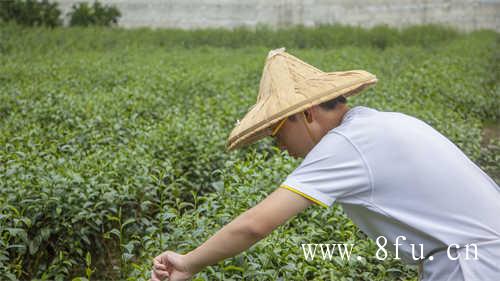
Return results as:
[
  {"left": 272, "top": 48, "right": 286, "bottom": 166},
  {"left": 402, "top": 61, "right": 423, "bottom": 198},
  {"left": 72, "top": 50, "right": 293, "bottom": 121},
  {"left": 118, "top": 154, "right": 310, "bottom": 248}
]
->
[{"left": 151, "top": 48, "right": 500, "bottom": 281}]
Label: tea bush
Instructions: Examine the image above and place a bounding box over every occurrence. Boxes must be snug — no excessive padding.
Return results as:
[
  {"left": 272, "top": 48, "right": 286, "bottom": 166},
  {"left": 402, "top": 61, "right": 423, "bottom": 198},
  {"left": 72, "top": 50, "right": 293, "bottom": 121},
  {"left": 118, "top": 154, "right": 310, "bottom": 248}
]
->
[
  {"left": 0, "top": 23, "right": 462, "bottom": 55},
  {"left": 0, "top": 24, "right": 498, "bottom": 280}
]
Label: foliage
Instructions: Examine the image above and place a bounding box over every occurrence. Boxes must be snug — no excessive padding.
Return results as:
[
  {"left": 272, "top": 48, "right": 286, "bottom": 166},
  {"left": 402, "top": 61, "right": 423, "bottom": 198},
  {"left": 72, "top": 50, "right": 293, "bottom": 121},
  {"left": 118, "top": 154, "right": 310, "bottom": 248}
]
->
[
  {"left": 0, "top": 0, "right": 61, "bottom": 27},
  {"left": 68, "top": 1, "right": 121, "bottom": 27},
  {"left": 0, "top": 24, "right": 498, "bottom": 280},
  {"left": 0, "top": 23, "right": 464, "bottom": 54}
]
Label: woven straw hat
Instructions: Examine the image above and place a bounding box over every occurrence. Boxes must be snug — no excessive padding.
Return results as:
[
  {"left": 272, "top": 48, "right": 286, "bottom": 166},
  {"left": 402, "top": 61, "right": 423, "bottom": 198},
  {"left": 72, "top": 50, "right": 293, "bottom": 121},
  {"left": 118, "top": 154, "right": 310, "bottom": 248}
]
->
[{"left": 227, "top": 47, "right": 377, "bottom": 151}]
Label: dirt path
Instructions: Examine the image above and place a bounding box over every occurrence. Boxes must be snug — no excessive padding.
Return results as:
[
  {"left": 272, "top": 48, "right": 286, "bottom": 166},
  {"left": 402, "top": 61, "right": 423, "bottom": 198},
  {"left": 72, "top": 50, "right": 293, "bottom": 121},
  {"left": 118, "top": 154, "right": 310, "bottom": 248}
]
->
[{"left": 481, "top": 121, "right": 500, "bottom": 146}]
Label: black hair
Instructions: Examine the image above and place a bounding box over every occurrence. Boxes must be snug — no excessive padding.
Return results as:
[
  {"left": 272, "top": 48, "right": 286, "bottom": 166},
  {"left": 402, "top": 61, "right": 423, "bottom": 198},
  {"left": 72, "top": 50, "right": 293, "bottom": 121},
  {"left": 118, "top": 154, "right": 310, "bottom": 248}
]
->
[
  {"left": 318, "top": 95, "right": 347, "bottom": 110},
  {"left": 287, "top": 95, "right": 347, "bottom": 121}
]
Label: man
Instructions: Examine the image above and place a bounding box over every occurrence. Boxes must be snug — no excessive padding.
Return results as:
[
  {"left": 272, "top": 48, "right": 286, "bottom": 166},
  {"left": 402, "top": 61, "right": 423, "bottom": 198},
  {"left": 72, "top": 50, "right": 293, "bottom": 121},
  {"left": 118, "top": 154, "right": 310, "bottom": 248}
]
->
[{"left": 151, "top": 48, "right": 500, "bottom": 281}]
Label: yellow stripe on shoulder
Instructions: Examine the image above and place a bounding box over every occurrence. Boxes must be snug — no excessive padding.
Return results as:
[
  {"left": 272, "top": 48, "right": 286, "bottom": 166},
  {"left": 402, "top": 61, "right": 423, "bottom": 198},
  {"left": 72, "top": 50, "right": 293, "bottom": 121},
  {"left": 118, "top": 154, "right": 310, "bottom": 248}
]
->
[{"left": 280, "top": 185, "right": 328, "bottom": 208}]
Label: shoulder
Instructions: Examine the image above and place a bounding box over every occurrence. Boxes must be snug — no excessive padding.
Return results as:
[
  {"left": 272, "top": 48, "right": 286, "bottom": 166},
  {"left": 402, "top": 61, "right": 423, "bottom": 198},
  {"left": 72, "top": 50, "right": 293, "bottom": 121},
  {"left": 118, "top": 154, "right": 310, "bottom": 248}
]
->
[
  {"left": 284, "top": 125, "right": 372, "bottom": 206},
  {"left": 300, "top": 129, "right": 366, "bottom": 173}
]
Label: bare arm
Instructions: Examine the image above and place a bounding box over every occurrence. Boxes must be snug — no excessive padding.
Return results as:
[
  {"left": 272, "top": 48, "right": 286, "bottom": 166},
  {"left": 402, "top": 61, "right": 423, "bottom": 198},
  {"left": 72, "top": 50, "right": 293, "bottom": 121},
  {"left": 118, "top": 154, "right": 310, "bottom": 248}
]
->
[
  {"left": 185, "top": 187, "right": 314, "bottom": 273},
  {"left": 151, "top": 187, "right": 315, "bottom": 281}
]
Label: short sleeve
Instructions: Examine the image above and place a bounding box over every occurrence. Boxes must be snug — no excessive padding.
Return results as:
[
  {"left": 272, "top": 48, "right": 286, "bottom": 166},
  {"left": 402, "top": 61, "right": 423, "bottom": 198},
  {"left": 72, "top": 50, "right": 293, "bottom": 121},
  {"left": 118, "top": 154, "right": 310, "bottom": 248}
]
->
[{"left": 280, "top": 131, "right": 371, "bottom": 208}]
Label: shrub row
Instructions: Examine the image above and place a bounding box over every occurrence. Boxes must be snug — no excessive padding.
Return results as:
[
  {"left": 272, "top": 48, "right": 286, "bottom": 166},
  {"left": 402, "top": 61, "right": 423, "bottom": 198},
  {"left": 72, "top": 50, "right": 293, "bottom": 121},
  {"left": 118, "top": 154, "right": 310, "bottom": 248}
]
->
[
  {"left": 0, "top": 23, "right": 468, "bottom": 55},
  {"left": 0, "top": 26, "right": 498, "bottom": 280}
]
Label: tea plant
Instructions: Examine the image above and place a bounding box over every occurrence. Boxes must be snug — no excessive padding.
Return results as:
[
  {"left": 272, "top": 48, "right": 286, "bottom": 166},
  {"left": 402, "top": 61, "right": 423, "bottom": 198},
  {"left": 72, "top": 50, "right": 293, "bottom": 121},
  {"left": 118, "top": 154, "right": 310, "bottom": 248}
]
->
[{"left": 0, "top": 24, "right": 498, "bottom": 280}]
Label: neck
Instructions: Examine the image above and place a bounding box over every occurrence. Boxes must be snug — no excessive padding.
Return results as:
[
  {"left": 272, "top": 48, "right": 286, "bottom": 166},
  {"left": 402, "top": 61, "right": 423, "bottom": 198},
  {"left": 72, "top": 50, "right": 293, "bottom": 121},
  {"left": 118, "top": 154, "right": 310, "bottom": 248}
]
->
[{"left": 322, "top": 104, "right": 350, "bottom": 134}]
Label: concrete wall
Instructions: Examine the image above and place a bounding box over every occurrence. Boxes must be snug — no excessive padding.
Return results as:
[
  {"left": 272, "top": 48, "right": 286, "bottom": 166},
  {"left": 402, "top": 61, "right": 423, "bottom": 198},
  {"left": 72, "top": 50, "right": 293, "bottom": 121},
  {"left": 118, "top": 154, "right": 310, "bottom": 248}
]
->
[{"left": 57, "top": 0, "right": 500, "bottom": 32}]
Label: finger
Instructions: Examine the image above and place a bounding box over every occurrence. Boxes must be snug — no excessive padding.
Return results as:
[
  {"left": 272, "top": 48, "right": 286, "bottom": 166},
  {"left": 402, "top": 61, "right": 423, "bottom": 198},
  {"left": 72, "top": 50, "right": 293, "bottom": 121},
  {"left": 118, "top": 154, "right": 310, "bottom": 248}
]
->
[
  {"left": 154, "top": 269, "right": 170, "bottom": 279},
  {"left": 165, "top": 259, "right": 173, "bottom": 272},
  {"left": 154, "top": 252, "right": 168, "bottom": 264},
  {"left": 151, "top": 270, "right": 164, "bottom": 281},
  {"left": 149, "top": 271, "right": 159, "bottom": 281},
  {"left": 153, "top": 259, "right": 168, "bottom": 271}
]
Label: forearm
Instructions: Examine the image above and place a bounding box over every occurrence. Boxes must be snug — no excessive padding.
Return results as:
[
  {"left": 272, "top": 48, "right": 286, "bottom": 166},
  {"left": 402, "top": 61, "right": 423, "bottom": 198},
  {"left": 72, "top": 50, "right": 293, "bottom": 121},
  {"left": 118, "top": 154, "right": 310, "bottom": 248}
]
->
[{"left": 184, "top": 212, "right": 263, "bottom": 274}]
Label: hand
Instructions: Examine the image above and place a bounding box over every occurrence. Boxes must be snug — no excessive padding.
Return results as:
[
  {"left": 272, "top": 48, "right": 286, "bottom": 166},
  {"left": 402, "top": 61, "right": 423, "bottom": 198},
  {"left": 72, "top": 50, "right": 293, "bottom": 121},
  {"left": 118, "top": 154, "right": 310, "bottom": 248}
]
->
[{"left": 150, "top": 251, "right": 195, "bottom": 281}]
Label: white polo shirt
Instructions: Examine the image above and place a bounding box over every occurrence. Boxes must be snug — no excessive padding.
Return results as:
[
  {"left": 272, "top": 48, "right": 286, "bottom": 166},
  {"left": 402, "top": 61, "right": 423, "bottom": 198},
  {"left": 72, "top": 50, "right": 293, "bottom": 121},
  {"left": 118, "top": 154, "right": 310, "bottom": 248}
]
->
[{"left": 281, "top": 106, "right": 500, "bottom": 280}]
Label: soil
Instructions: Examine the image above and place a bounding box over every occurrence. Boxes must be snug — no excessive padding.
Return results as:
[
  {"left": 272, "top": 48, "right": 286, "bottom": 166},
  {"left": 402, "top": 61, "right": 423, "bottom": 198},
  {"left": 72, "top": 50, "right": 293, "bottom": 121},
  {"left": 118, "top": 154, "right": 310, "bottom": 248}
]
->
[{"left": 481, "top": 121, "right": 500, "bottom": 146}]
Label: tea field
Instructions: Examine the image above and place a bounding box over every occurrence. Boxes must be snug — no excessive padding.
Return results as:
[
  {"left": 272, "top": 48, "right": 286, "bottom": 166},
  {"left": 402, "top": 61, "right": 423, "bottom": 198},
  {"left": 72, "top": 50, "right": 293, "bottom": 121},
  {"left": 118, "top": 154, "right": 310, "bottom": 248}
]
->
[{"left": 0, "top": 24, "right": 498, "bottom": 281}]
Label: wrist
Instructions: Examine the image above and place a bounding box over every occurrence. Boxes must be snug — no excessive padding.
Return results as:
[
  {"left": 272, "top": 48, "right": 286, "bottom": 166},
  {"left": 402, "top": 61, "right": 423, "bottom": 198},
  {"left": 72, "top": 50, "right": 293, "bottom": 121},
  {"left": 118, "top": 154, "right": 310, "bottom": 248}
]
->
[{"left": 184, "top": 250, "right": 204, "bottom": 275}]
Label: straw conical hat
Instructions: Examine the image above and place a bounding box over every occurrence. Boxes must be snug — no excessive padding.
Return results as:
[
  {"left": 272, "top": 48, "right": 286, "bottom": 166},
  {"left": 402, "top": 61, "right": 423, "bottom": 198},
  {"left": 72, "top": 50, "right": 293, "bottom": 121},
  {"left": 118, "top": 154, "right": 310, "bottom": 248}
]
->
[{"left": 227, "top": 47, "right": 377, "bottom": 151}]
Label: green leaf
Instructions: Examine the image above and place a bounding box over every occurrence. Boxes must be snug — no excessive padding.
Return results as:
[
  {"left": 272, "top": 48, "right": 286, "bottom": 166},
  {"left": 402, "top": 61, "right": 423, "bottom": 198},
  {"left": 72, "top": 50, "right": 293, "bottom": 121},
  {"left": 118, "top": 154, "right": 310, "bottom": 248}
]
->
[
  {"left": 108, "top": 229, "right": 121, "bottom": 239},
  {"left": 223, "top": 265, "right": 244, "bottom": 272},
  {"left": 85, "top": 251, "right": 92, "bottom": 265}
]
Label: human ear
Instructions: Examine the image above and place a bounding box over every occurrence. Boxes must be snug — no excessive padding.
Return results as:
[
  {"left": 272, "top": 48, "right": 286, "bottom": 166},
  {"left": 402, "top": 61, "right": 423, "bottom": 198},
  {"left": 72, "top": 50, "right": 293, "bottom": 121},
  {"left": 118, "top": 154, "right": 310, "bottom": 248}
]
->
[{"left": 303, "top": 109, "right": 314, "bottom": 123}]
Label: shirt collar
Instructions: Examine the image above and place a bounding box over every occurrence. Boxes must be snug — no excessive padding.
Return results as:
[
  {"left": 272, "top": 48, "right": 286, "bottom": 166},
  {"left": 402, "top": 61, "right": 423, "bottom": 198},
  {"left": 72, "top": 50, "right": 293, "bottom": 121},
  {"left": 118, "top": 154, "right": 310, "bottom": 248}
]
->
[{"left": 340, "top": 106, "right": 364, "bottom": 124}]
